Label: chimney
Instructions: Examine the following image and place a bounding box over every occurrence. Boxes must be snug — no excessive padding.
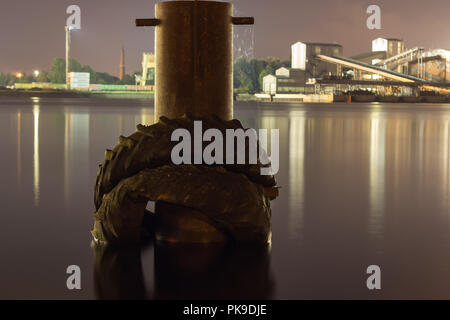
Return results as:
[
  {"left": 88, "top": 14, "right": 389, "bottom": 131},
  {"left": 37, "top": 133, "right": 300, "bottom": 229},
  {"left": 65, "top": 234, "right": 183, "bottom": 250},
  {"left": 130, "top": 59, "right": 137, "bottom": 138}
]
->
[{"left": 120, "top": 46, "right": 125, "bottom": 80}]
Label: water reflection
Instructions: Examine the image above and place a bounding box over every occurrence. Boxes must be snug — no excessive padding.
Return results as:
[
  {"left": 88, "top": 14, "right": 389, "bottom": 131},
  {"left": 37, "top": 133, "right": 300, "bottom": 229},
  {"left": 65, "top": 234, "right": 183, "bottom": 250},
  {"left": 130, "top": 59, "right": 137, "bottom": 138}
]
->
[
  {"left": 93, "top": 241, "right": 274, "bottom": 300},
  {"left": 93, "top": 243, "right": 148, "bottom": 300},
  {"left": 154, "top": 243, "right": 274, "bottom": 300},
  {"left": 33, "top": 103, "right": 39, "bottom": 206},
  {"left": 438, "top": 120, "right": 450, "bottom": 211},
  {"left": 119, "top": 115, "right": 123, "bottom": 136},
  {"left": 288, "top": 112, "right": 306, "bottom": 237},
  {"left": 11, "top": 101, "right": 155, "bottom": 211},
  {"left": 63, "top": 112, "right": 91, "bottom": 206},
  {"left": 369, "top": 113, "right": 386, "bottom": 239},
  {"left": 64, "top": 111, "right": 72, "bottom": 205},
  {"left": 5, "top": 100, "right": 450, "bottom": 298},
  {"left": 16, "top": 110, "right": 21, "bottom": 185},
  {"left": 140, "top": 108, "right": 154, "bottom": 126}
]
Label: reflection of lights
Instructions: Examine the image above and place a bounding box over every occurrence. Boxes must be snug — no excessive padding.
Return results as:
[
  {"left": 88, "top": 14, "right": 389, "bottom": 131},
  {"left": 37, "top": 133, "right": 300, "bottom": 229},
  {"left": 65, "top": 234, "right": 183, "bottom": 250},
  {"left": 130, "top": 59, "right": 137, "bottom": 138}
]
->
[
  {"left": 141, "top": 108, "right": 154, "bottom": 126},
  {"left": 289, "top": 112, "right": 306, "bottom": 237},
  {"left": 17, "top": 111, "right": 21, "bottom": 185},
  {"left": 442, "top": 121, "right": 449, "bottom": 209},
  {"left": 33, "top": 104, "right": 40, "bottom": 206},
  {"left": 63, "top": 111, "right": 90, "bottom": 206},
  {"left": 369, "top": 113, "right": 386, "bottom": 238},
  {"left": 119, "top": 115, "right": 124, "bottom": 136},
  {"left": 64, "top": 112, "right": 72, "bottom": 205}
]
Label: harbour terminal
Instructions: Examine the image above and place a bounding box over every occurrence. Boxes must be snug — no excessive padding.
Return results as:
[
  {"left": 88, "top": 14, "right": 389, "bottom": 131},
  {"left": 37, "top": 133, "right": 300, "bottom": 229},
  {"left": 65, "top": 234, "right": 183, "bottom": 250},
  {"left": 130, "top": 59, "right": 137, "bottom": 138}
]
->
[
  {"left": 259, "top": 37, "right": 450, "bottom": 103},
  {"left": 8, "top": 36, "right": 450, "bottom": 103}
]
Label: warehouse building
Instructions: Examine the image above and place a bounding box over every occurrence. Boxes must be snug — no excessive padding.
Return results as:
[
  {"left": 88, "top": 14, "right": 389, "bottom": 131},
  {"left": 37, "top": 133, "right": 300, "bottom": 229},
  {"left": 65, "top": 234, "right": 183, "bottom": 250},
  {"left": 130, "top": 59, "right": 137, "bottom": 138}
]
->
[
  {"left": 262, "top": 41, "right": 342, "bottom": 94},
  {"left": 262, "top": 67, "right": 309, "bottom": 94},
  {"left": 372, "top": 38, "right": 405, "bottom": 58},
  {"left": 291, "top": 41, "right": 343, "bottom": 78}
]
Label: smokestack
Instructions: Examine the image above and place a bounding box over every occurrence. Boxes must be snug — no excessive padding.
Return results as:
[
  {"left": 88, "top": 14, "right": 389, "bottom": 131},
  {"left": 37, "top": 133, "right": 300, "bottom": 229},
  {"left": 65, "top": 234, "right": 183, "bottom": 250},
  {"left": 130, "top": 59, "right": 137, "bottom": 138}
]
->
[{"left": 120, "top": 46, "right": 125, "bottom": 80}]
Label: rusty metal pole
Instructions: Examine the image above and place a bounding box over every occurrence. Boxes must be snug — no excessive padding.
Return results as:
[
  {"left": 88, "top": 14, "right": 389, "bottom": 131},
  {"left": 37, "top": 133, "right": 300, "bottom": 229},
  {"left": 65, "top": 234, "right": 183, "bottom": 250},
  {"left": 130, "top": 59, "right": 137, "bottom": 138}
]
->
[{"left": 137, "top": 0, "right": 254, "bottom": 122}]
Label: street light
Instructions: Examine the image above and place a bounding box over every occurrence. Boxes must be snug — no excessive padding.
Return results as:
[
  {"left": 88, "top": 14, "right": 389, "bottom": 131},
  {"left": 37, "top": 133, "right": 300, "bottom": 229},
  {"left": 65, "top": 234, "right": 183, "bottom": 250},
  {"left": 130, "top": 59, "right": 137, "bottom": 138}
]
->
[
  {"left": 65, "top": 26, "right": 78, "bottom": 90},
  {"left": 16, "top": 72, "right": 23, "bottom": 79},
  {"left": 34, "top": 70, "right": 40, "bottom": 78},
  {"left": 65, "top": 26, "right": 73, "bottom": 90}
]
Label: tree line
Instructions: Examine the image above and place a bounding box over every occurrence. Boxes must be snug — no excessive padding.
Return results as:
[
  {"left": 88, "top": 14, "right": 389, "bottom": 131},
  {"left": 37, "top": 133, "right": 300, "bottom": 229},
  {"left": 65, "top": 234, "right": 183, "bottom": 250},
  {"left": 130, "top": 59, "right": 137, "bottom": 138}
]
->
[
  {"left": 2, "top": 56, "right": 289, "bottom": 91},
  {"left": 0, "top": 58, "right": 138, "bottom": 87},
  {"left": 233, "top": 57, "right": 290, "bottom": 93}
]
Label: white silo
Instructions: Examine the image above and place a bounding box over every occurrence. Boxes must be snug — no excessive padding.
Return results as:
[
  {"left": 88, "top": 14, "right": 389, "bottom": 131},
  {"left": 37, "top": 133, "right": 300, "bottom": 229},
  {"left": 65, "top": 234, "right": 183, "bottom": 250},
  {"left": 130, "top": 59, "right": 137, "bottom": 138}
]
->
[{"left": 291, "top": 42, "right": 306, "bottom": 70}]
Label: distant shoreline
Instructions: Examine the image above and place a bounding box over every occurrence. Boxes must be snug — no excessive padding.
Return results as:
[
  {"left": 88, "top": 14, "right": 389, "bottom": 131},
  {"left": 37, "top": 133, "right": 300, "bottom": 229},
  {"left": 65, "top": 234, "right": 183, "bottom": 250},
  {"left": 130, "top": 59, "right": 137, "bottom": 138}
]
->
[
  {"left": 0, "top": 89, "right": 154, "bottom": 99},
  {"left": 3, "top": 90, "right": 450, "bottom": 104}
]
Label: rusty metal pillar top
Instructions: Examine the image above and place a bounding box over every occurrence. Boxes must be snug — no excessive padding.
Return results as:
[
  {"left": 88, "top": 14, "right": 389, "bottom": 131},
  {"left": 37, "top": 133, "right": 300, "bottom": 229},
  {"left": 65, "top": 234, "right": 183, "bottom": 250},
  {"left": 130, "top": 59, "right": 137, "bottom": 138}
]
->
[
  {"left": 137, "top": 0, "right": 254, "bottom": 122},
  {"left": 136, "top": 1, "right": 254, "bottom": 27}
]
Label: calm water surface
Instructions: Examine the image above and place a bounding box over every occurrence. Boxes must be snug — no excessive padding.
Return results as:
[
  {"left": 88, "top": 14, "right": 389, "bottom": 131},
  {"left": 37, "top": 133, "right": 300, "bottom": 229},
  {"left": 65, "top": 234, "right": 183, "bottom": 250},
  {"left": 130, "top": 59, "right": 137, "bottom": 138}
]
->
[{"left": 1, "top": 97, "right": 450, "bottom": 299}]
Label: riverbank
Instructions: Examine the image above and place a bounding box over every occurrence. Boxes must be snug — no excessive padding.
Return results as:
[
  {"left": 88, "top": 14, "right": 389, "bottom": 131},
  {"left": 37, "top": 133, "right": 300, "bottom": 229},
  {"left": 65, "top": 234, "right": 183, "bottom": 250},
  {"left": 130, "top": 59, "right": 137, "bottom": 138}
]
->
[
  {"left": 0, "top": 89, "right": 154, "bottom": 99},
  {"left": 3, "top": 89, "right": 449, "bottom": 104},
  {"left": 253, "top": 93, "right": 450, "bottom": 104}
]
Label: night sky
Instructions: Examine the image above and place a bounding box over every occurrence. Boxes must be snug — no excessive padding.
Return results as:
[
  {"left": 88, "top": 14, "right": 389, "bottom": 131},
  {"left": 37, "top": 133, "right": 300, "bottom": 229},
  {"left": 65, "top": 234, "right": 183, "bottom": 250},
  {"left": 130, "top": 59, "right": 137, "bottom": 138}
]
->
[{"left": 1, "top": 0, "right": 450, "bottom": 76}]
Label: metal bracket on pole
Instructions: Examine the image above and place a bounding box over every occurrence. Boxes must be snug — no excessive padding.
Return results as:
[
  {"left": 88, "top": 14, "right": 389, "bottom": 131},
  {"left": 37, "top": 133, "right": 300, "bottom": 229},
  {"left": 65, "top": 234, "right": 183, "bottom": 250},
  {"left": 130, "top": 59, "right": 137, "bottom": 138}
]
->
[
  {"left": 136, "top": 19, "right": 161, "bottom": 27},
  {"left": 231, "top": 17, "right": 254, "bottom": 25}
]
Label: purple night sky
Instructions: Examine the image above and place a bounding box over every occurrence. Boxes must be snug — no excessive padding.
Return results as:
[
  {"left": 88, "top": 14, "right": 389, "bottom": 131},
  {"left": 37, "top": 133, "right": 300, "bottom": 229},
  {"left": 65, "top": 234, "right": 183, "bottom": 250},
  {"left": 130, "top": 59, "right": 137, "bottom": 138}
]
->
[{"left": 1, "top": 0, "right": 449, "bottom": 76}]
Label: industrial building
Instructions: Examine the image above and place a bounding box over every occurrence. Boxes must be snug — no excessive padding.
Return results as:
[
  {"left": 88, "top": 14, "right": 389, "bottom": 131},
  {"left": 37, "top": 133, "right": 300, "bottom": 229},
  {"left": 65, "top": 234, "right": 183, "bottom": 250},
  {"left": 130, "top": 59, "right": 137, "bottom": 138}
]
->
[
  {"left": 291, "top": 42, "right": 343, "bottom": 78},
  {"left": 351, "top": 38, "right": 450, "bottom": 84},
  {"left": 139, "top": 53, "right": 155, "bottom": 86},
  {"left": 262, "top": 37, "right": 450, "bottom": 98},
  {"left": 263, "top": 67, "right": 309, "bottom": 94},
  {"left": 350, "top": 38, "right": 404, "bottom": 67},
  {"left": 119, "top": 47, "right": 126, "bottom": 80},
  {"left": 375, "top": 48, "right": 450, "bottom": 83},
  {"left": 263, "top": 42, "right": 342, "bottom": 94},
  {"left": 372, "top": 38, "right": 405, "bottom": 59}
]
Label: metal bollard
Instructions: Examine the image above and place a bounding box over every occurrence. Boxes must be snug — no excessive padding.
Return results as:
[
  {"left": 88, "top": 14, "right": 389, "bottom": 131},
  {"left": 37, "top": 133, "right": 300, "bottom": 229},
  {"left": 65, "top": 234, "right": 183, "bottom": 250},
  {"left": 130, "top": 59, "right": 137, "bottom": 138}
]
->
[{"left": 137, "top": 1, "right": 254, "bottom": 122}]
